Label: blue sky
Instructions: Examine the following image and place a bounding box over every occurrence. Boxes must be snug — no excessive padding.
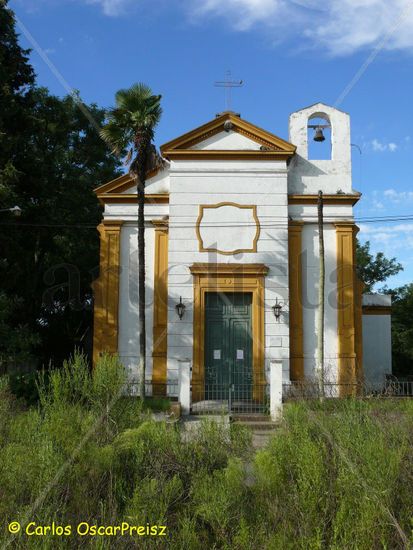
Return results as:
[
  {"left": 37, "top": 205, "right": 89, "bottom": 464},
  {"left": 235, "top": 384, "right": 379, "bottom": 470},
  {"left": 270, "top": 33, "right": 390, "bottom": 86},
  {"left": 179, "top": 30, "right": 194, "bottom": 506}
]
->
[{"left": 11, "top": 0, "right": 413, "bottom": 289}]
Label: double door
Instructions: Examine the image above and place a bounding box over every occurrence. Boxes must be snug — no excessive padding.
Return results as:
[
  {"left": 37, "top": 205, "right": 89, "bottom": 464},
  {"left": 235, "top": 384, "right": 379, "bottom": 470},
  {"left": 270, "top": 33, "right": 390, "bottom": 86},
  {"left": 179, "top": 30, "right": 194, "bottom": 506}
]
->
[{"left": 204, "top": 292, "right": 253, "bottom": 401}]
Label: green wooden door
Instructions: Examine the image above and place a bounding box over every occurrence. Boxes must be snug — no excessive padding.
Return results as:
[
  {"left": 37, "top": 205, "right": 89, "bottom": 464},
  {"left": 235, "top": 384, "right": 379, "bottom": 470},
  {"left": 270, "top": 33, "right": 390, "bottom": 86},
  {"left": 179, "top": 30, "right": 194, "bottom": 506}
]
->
[{"left": 205, "top": 293, "right": 253, "bottom": 401}]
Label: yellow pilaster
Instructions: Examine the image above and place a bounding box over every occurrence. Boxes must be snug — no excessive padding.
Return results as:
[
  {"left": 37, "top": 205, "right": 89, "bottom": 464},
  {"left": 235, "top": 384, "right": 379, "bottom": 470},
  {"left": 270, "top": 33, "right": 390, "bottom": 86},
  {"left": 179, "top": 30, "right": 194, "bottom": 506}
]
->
[
  {"left": 92, "top": 219, "right": 123, "bottom": 365},
  {"left": 288, "top": 221, "right": 304, "bottom": 381},
  {"left": 335, "top": 223, "right": 360, "bottom": 394}
]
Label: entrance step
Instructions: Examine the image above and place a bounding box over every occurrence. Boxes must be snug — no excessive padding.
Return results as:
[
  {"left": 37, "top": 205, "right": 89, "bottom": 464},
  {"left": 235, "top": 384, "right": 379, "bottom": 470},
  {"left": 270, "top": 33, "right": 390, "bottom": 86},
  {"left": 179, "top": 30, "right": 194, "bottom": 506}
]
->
[
  {"left": 232, "top": 415, "right": 278, "bottom": 431},
  {"left": 231, "top": 414, "right": 273, "bottom": 423}
]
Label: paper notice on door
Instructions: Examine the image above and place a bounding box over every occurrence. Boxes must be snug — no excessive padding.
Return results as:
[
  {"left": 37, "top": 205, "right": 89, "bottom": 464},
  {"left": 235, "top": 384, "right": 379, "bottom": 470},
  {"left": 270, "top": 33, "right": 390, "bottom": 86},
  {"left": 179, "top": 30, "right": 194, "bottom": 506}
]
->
[
  {"left": 213, "top": 349, "right": 221, "bottom": 360},
  {"left": 236, "top": 349, "right": 244, "bottom": 360}
]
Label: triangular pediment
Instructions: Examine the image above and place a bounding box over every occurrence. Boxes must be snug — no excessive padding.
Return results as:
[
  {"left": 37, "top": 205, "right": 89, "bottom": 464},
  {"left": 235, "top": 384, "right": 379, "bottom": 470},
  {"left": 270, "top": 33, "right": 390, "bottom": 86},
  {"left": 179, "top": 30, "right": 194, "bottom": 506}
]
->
[
  {"left": 160, "top": 112, "right": 296, "bottom": 160},
  {"left": 94, "top": 168, "right": 169, "bottom": 204}
]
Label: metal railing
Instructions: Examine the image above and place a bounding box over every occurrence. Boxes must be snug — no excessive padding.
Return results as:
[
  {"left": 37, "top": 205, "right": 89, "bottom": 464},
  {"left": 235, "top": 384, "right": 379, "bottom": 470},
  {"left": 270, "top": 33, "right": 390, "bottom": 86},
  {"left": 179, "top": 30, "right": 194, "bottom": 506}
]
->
[
  {"left": 191, "top": 373, "right": 269, "bottom": 415},
  {"left": 125, "top": 379, "right": 179, "bottom": 399},
  {"left": 283, "top": 379, "right": 413, "bottom": 401}
]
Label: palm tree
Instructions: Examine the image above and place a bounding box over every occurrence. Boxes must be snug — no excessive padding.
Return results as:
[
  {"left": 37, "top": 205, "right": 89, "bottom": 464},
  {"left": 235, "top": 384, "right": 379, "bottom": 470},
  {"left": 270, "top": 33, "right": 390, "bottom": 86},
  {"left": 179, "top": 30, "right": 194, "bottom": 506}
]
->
[{"left": 101, "top": 83, "right": 163, "bottom": 399}]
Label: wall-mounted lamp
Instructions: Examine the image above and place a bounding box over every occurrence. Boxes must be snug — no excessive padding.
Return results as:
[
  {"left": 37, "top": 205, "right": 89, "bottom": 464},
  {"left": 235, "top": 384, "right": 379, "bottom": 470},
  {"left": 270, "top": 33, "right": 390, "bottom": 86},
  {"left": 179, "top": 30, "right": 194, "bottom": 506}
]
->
[
  {"left": 0, "top": 205, "right": 22, "bottom": 217},
  {"left": 272, "top": 298, "right": 283, "bottom": 321},
  {"left": 175, "top": 296, "right": 186, "bottom": 320}
]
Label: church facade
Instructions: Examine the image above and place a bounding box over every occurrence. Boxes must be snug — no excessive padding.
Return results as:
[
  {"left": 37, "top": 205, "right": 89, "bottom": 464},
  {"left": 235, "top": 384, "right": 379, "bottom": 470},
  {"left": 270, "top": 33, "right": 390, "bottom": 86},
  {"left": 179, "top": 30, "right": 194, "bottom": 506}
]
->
[{"left": 93, "top": 103, "right": 392, "bottom": 407}]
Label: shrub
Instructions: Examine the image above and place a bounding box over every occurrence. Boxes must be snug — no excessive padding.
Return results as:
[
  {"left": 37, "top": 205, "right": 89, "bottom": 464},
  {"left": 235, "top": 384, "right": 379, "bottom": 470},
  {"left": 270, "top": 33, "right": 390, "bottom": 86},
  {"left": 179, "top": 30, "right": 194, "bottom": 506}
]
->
[{"left": 1, "top": 358, "right": 413, "bottom": 550}]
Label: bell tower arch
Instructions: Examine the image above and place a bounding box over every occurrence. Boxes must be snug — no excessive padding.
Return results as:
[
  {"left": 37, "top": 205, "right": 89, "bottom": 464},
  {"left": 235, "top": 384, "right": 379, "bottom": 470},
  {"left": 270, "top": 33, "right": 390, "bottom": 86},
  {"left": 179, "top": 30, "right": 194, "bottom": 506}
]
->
[{"left": 288, "top": 103, "right": 353, "bottom": 194}]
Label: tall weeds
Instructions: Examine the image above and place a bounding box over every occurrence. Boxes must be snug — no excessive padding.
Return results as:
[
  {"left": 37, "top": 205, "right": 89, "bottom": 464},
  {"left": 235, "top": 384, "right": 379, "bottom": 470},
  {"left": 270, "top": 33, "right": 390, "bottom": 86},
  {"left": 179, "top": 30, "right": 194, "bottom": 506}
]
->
[{"left": 0, "top": 356, "right": 412, "bottom": 549}]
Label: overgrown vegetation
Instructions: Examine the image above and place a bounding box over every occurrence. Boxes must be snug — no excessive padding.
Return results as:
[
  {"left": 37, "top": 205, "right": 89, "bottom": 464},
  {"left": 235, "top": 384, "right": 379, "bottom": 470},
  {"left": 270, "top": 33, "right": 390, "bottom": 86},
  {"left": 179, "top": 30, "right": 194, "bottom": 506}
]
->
[{"left": 1, "top": 353, "right": 413, "bottom": 549}]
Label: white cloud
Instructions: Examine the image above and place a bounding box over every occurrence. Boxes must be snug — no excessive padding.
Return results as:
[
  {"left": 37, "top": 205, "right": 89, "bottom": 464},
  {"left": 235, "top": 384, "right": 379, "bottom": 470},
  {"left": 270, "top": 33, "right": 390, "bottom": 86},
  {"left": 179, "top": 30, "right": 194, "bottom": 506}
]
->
[
  {"left": 30, "top": 0, "right": 413, "bottom": 55},
  {"left": 189, "top": 0, "right": 413, "bottom": 56},
  {"left": 191, "top": 0, "right": 283, "bottom": 31},
  {"left": 359, "top": 223, "right": 413, "bottom": 254},
  {"left": 371, "top": 139, "right": 398, "bottom": 152},
  {"left": 86, "top": 0, "right": 133, "bottom": 16},
  {"left": 372, "top": 199, "right": 384, "bottom": 210},
  {"left": 360, "top": 223, "right": 413, "bottom": 235},
  {"left": 383, "top": 189, "right": 413, "bottom": 203}
]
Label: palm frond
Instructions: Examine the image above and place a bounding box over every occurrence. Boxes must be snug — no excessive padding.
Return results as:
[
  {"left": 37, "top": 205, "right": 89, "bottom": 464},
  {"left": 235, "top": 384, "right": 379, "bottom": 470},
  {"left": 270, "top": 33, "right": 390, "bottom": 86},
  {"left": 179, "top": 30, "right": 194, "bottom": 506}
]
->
[
  {"left": 101, "top": 82, "right": 162, "bottom": 164},
  {"left": 115, "top": 83, "right": 153, "bottom": 109},
  {"left": 100, "top": 123, "right": 128, "bottom": 156}
]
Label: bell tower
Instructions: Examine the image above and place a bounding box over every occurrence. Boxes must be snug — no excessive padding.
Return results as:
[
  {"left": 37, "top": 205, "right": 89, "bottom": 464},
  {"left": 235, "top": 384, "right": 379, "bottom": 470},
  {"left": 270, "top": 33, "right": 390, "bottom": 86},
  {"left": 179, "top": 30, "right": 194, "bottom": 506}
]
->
[{"left": 288, "top": 103, "right": 353, "bottom": 195}]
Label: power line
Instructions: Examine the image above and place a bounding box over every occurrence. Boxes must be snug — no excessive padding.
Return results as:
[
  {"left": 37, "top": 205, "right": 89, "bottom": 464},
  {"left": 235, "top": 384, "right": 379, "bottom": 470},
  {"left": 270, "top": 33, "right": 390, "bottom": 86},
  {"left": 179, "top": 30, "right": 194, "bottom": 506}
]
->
[{"left": 1, "top": 214, "right": 413, "bottom": 229}]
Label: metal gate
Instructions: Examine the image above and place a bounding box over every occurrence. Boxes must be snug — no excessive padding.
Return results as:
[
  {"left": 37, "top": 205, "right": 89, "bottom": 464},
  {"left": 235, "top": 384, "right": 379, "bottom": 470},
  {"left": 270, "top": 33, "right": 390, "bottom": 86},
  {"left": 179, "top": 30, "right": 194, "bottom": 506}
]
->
[{"left": 192, "top": 291, "right": 268, "bottom": 415}]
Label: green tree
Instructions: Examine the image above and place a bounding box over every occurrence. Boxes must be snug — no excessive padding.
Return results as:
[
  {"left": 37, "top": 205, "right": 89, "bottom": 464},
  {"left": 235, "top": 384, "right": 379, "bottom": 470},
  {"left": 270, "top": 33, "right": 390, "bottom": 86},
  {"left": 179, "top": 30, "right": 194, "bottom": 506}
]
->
[
  {"left": 0, "top": 1, "right": 122, "bottom": 368},
  {"left": 0, "top": 0, "right": 35, "bottom": 173},
  {"left": 0, "top": 0, "right": 38, "bottom": 365},
  {"left": 0, "top": 293, "right": 40, "bottom": 371},
  {"left": 356, "top": 240, "right": 403, "bottom": 292},
  {"left": 384, "top": 284, "right": 413, "bottom": 377},
  {"left": 100, "top": 83, "right": 163, "bottom": 398}
]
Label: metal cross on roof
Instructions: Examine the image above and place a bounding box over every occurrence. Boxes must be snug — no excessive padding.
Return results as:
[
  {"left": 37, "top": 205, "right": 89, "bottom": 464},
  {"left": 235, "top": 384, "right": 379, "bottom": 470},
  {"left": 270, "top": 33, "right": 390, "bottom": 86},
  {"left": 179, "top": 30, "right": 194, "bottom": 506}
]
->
[{"left": 214, "top": 70, "right": 243, "bottom": 112}]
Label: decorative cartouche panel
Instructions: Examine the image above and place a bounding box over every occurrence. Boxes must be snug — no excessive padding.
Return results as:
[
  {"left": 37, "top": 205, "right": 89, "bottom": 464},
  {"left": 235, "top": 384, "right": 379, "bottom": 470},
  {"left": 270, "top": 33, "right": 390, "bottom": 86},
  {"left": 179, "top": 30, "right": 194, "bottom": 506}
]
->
[{"left": 196, "top": 202, "right": 260, "bottom": 255}]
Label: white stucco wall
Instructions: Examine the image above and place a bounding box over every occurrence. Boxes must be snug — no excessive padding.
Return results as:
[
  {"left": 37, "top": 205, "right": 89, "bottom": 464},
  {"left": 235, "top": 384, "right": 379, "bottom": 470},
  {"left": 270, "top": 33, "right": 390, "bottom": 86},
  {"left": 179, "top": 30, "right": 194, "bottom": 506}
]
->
[
  {"left": 362, "top": 315, "right": 392, "bottom": 389},
  {"left": 119, "top": 168, "right": 170, "bottom": 195},
  {"left": 110, "top": 194, "right": 170, "bottom": 381},
  {"left": 167, "top": 157, "right": 291, "bottom": 384},
  {"left": 300, "top": 222, "right": 339, "bottom": 382},
  {"left": 117, "top": 223, "right": 155, "bottom": 381},
  {"left": 362, "top": 294, "right": 392, "bottom": 389},
  {"left": 191, "top": 130, "right": 262, "bottom": 150}
]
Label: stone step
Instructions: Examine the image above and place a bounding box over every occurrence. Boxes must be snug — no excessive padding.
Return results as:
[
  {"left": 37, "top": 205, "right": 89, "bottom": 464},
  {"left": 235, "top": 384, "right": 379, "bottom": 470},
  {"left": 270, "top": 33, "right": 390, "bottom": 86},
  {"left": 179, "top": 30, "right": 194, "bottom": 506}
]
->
[
  {"left": 234, "top": 420, "right": 278, "bottom": 431},
  {"left": 251, "top": 431, "right": 276, "bottom": 449},
  {"left": 231, "top": 414, "right": 272, "bottom": 422}
]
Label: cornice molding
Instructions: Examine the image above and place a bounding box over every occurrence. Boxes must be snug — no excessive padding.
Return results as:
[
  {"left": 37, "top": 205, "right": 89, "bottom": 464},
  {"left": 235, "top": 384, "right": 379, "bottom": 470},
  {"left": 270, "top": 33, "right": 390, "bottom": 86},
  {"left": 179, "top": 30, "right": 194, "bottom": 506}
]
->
[
  {"left": 151, "top": 218, "right": 169, "bottom": 229},
  {"left": 162, "top": 150, "right": 293, "bottom": 161},
  {"left": 189, "top": 263, "right": 269, "bottom": 276},
  {"left": 97, "top": 193, "right": 169, "bottom": 205}
]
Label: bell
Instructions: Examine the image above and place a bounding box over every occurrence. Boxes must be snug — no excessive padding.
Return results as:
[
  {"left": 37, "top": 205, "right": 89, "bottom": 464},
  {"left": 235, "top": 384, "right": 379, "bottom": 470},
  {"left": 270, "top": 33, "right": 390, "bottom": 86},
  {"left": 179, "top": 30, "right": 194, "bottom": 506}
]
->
[{"left": 314, "top": 127, "right": 325, "bottom": 142}]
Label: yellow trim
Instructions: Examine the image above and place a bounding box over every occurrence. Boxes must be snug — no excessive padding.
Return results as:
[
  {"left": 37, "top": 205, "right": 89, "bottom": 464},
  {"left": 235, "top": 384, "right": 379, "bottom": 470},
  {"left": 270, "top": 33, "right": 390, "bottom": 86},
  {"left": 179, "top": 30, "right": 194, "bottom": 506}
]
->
[
  {"left": 190, "top": 263, "right": 269, "bottom": 276},
  {"left": 190, "top": 263, "right": 267, "bottom": 403},
  {"left": 161, "top": 112, "right": 296, "bottom": 160},
  {"left": 92, "top": 220, "right": 123, "bottom": 365},
  {"left": 162, "top": 150, "right": 294, "bottom": 161},
  {"left": 94, "top": 174, "right": 132, "bottom": 195},
  {"left": 288, "top": 221, "right": 304, "bottom": 381},
  {"left": 94, "top": 168, "right": 161, "bottom": 195},
  {"left": 196, "top": 202, "right": 260, "bottom": 255},
  {"left": 288, "top": 194, "right": 361, "bottom": 206},
  {"left": 96, "top": 193, "right": 169, "bottom": 205},
  {"left": 152, "top": 221, "right": 169, "bottom": 395},
  {"left": 335, "top": 223, "right": 360, "bottom": 394},
  {"left": 362, "top": 306, "right": 392, "bottom": 315}
]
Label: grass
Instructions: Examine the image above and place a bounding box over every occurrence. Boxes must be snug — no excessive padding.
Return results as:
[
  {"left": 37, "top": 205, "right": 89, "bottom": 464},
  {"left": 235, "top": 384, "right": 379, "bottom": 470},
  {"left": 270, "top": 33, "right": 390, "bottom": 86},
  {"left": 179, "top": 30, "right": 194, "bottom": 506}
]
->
[
  {"left": 1, "top": 353, "right": 413, "bottom": 549},
  {"left": 142, "top": 396, "right": 172, "bottom": 412}
]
